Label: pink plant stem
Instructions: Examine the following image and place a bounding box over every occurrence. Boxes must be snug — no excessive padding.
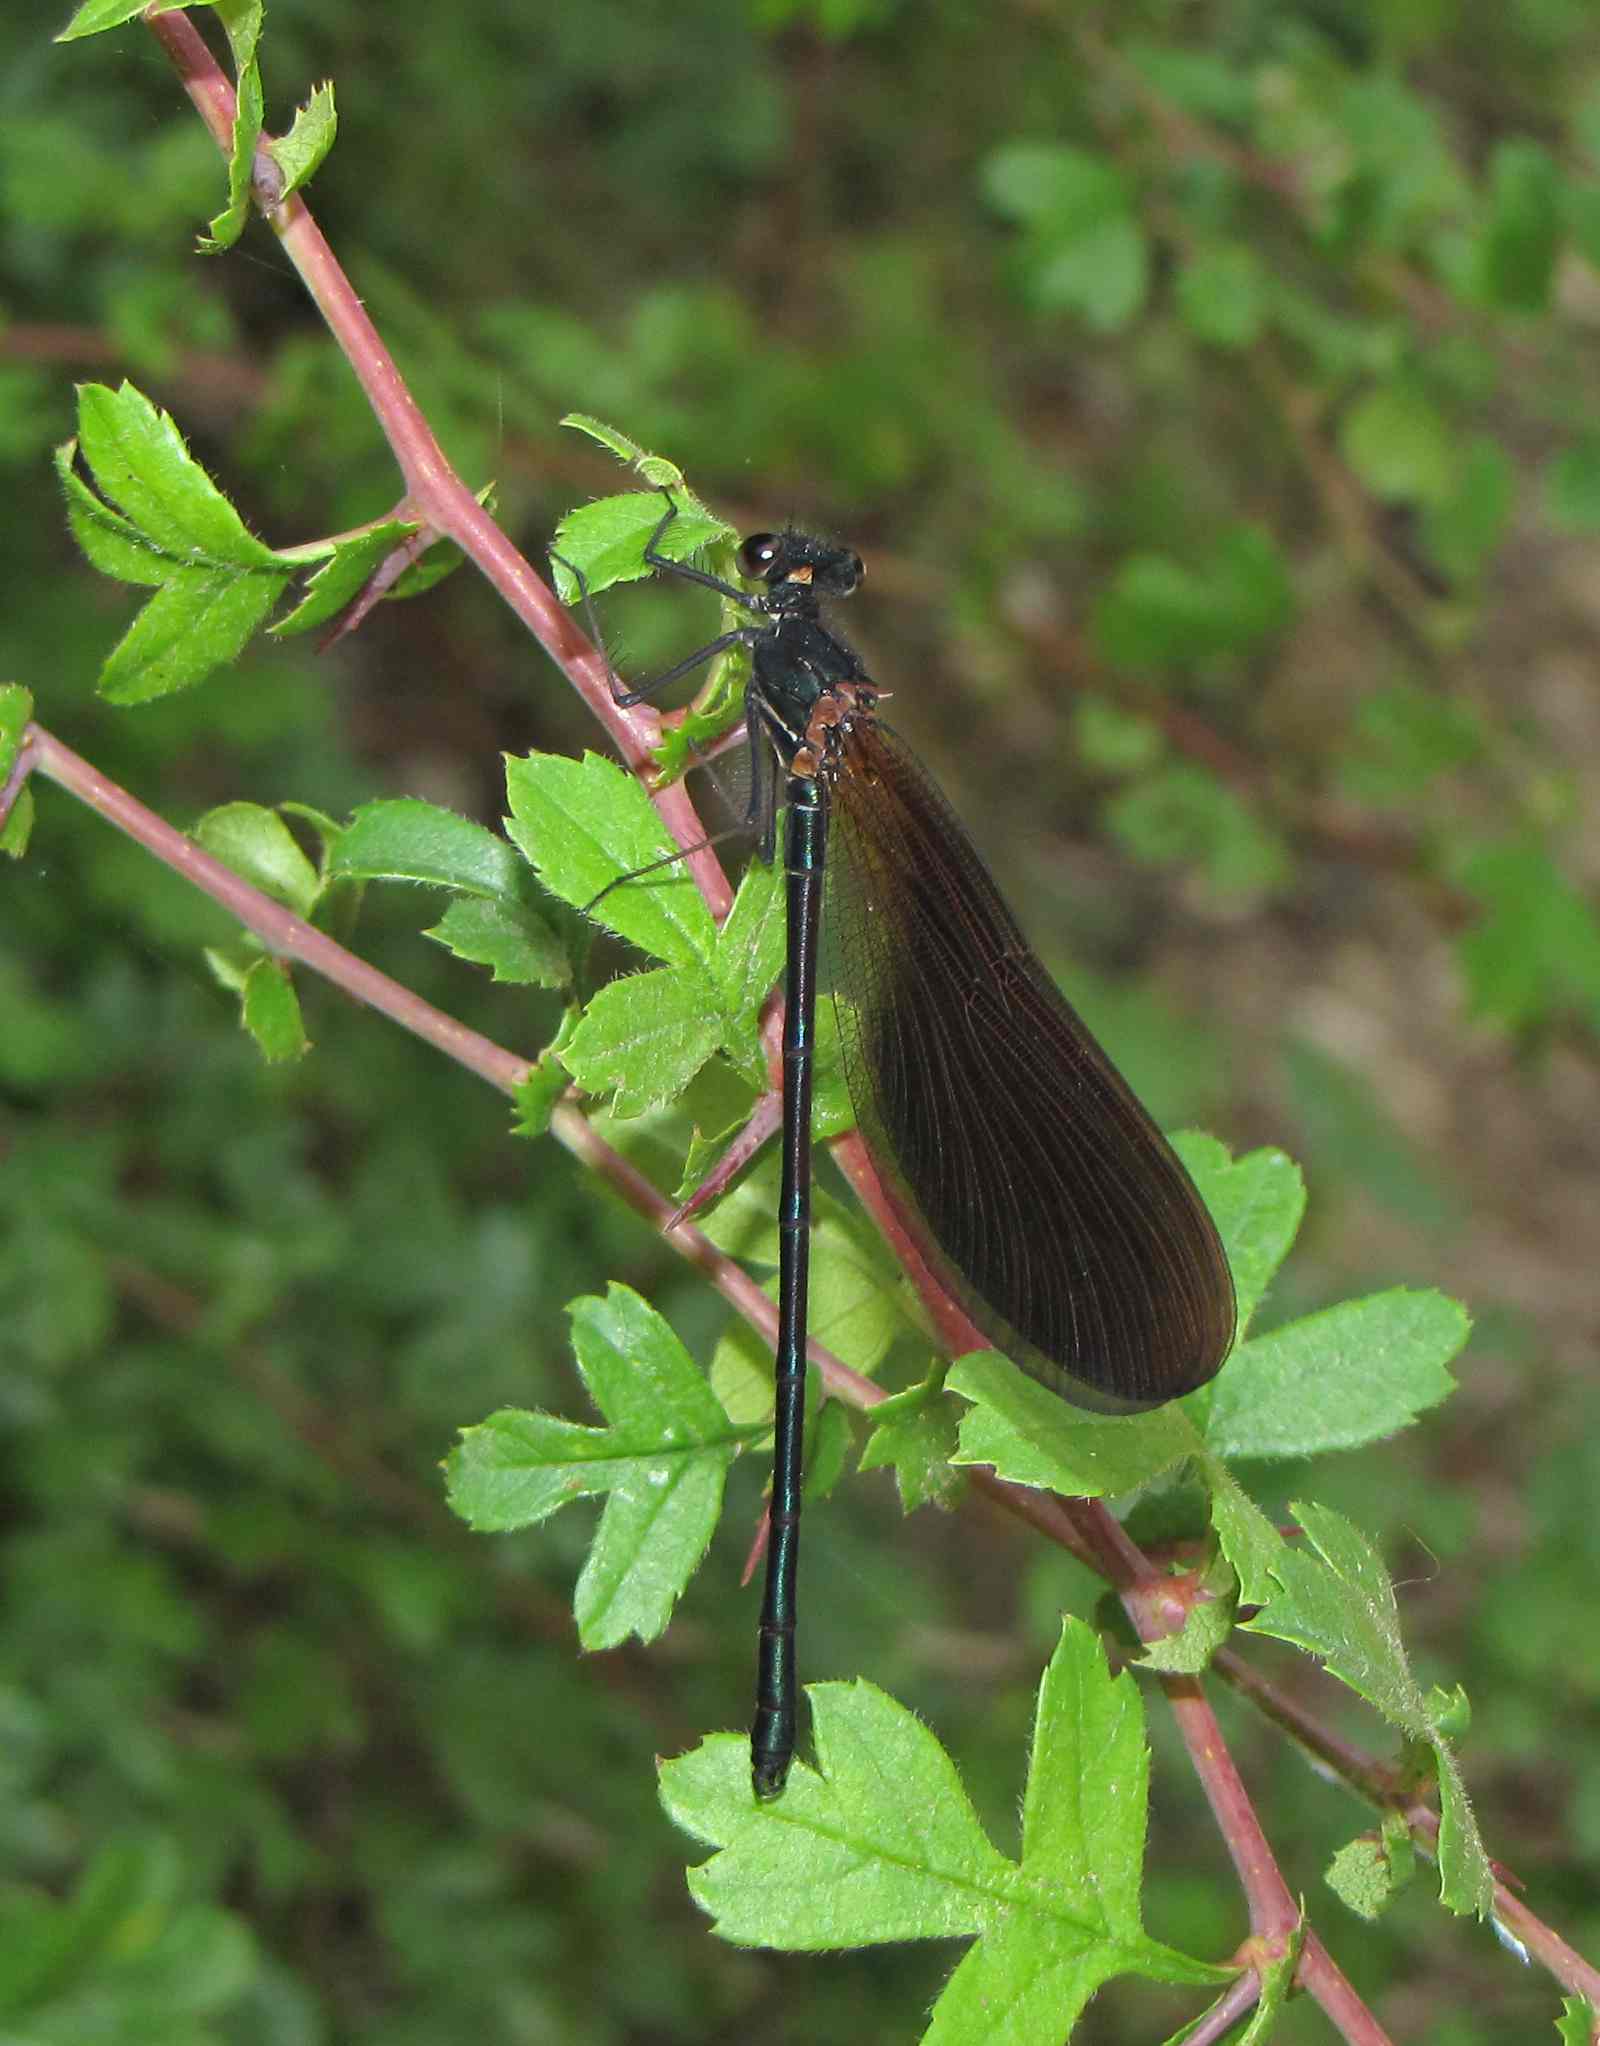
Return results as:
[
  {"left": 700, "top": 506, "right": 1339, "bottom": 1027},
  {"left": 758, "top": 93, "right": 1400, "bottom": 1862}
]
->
[
  {"left": 1164, "top": 1679, "right": 1392, "bottom": 2039},
  {"left": 1219, "top": 1648, "right": 1600, "bottom": 2008},
  {"left": 1298, "top": 1933, "right": 1396, "bottom": 2045},
  {"left": 1163, "top": 1674, "right": 1298, "bottom": 1935},
  {"left": 1474, "top": 1866, "right": 1600, "bottom": 2009},
  {"left": 143, "top": 7, "right": 731, "bottom": 915},
  {"left": 28, "top": 724, "right": 525, "bottom": 1092}
]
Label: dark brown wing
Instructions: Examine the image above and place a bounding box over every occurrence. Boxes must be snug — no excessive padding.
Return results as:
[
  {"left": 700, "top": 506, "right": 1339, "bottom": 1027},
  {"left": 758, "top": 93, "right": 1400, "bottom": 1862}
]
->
[{"left": 823, "top": 717, "right": 1234, "bottom": 1412}]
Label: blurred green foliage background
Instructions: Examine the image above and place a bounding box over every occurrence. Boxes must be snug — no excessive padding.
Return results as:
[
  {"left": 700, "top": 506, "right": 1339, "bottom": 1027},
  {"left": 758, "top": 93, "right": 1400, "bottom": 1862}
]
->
[{"left": 5, "top": 0, "right": 1600, "bottom": 2039}]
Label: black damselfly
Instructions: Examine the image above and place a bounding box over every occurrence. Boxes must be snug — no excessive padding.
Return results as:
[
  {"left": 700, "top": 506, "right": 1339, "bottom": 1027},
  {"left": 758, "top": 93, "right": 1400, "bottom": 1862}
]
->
[{"left": 581, "top": 494, "right": 1235, "bottom": 1800}]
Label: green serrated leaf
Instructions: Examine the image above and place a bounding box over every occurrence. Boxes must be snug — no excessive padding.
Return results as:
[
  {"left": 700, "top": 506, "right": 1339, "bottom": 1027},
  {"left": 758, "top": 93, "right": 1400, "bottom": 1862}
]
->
[
  {"left": 799, "top": 1212, "right": 904, "bottom": 1377},
  {"left": 713, "top": 854, "right": 784, "bottom": 1028},
  {"left": 75, "top": 382, "right": 283, "bottom": 566},
  {"left": 561, "top": 414, "right": 678, "bottom": 477},
  {"left": 859, "top": 1371, "right": 964, "bottom": 1513},
  {"left": 1204, "top": 1289, "right": 1465, "bottom": 1462},
  {"left": 549, "top": 491, "right": 734, "bottom": 604},
  {"left": 1326, "top": 1837, "right": 1387, "bottom": 1921},
  {"left": 1557, "top": 1997, "right": 1598, "bottom": 2045},
  {"left": 55, "top": 440, "right": 175, "bottom": 585},
  {"left": 445, "top": 1284, "right": 756, "bottom": 1647},
  {"left": 327, "top": 797, "right": 524, "bottom": 900},
  {"left": 560, "top": 415, "right": 729, "bottom": 496},
  {"left": 0, "top": 684, "right": 30, "bottom": 782},
  {"left": 1326, "top": 1815, "right": 1414, "bottom": 1921},
  {"left": 1249, "top": 1501, "right": 1493, "bottom": 1917},
  {"left": 562, "top": 968, "right": 723, "bottom": 1117},
  {"left": 949, "top": 1352, "right": 1198, "bottom": 1497},
  {"left": 192, "top": 801, "right": 321, "bottom": 917},
  {"left": 662, "top": 1619, "right": 1227, "bottom": 2027},
  {"left": 271, "top": 519, "right": 417, "bottom": 636},
  {"left": 266, "top": 80, "right": 337, "bottom": 202},
  {"left": 1170, "top": 1137, "right": 1301, "bottom": 1343},
  {"left": 1250, "top": 1501, "right": 1430, "bottom": 1730},
  {"left": 1434, "top": 1750, "right": 1495, "bottom": 1917},
  {"left": 199, "top": 4, "right": 266, "bottom": 253},
  {"left": 1195, "top": 1454, "right": 1284, "bottom": 1609},
  {"left": 504, "top": 750, "right": 718, "bottom": 974},
  {"left": 804, "top": 1398, "right": 853, "bottom": 1505},
  {"left": 510, "top": 1009, "right": 578, "bottom": 1139},
  {"left": 707, "top": 1317, "right": 776, "bottom": 1429},
  {"left": 215, "top": 0, "right": 264, "bottom": 55},
  {"left": 240, "top": 956, "right": 308, "bottom": 1063},
  {"left": 56, "top": 0, "right": 185, "bottom": 40},
  {"left": 97, "top": 563, "right": 289, "bottom": 703},
  {"left": 423, "top": 896, "right": 568, "bottom": 988}
]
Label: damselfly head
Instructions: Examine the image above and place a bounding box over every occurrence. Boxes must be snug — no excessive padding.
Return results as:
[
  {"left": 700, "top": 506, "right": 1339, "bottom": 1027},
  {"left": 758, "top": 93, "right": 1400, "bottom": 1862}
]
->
[{"left": 738, "top": 529, "right": 864, "bottom": 599}]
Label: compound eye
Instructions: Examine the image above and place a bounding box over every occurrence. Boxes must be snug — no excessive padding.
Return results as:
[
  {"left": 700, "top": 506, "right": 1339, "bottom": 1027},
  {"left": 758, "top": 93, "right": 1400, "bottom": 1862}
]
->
[{"left": 739, "top": 533, "right": 781, "bottom": 577}]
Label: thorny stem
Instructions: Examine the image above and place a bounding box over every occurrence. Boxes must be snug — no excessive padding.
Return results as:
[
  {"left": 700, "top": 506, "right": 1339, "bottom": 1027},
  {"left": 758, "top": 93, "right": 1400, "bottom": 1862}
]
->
[
  {"left": 1163, "top": 1674, "right": 1299, "bottom": 1938},
  {"left": 7, "top": 12, "right": 1569, "bottom": 2036}
]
